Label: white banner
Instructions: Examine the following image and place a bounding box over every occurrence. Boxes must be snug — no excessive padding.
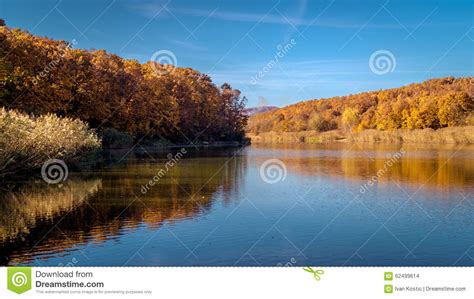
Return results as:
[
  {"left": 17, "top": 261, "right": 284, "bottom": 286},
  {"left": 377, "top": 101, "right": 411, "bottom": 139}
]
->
[{"left": 0, "top": 267, "right": 472, "bottom": 298}]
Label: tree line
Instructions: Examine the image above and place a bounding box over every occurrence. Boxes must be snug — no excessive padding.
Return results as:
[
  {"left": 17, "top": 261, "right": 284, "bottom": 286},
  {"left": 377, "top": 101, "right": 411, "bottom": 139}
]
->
[
  {"left": 0, "top": 24, "right": 248, "bottom": 144},
  {"left": 247, "top": 77, "right": 473, "bottom": 134}
]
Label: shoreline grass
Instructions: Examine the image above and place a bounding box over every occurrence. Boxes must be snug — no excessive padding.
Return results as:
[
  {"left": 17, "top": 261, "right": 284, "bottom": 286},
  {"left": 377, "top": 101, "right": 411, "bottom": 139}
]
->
[
  {"left": 0, "top": 108, "right": 101, "bottom": 177},
  {"left": 247, "top": 126, "right": 474, "bottom": 144}
]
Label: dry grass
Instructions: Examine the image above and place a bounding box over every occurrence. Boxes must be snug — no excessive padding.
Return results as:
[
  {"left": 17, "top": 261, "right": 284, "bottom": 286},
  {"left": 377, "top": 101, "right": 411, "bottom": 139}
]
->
[
  {"left": 347, "top": 127, "right": 474, "bottom": 144},
  {"left": 247, "top": 130, "right": 345, "bottom": 144},
  {"left": 248, "top": 126, "right": 474, "bottom": 144},
  {"left": 0, "top": 108, "right": 101, "bottom": 176}
]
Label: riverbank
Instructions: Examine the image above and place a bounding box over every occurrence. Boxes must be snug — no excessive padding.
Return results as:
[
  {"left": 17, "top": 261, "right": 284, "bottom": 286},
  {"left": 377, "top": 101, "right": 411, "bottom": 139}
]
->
[
  {"left": 118, "top": 140, "right": 249, "bottom": 150},
  {"left": 0, "top": 108, "right": 248, "bottom": 180},
  {"left": 247, "top": 126, "right": 474, "bottom": 144}
]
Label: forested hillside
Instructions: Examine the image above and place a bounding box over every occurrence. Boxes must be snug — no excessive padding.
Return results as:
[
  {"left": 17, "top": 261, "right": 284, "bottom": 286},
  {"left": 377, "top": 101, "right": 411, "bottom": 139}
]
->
[
  {"left": 0, "top": 24, "right": 247, "bottom": 143},
  {"left": 247, "top": 77, "right": 473, "bottom": 135}
]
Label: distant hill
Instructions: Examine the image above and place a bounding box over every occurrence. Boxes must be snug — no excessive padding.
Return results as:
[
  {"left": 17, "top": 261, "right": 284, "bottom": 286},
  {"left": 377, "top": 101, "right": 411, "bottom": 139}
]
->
[
  {"left": 244, "top": 106, "right": 278, "bottom": 116},
  {"left": 247, "top": 77, "right": 474, "bottom": 135}
]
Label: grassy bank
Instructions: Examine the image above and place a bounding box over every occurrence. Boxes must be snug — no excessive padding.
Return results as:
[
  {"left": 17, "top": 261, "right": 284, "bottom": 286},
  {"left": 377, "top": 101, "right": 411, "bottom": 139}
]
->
[
  {"left": 0, "top": 108, "right": 100, "bottom": 177},
  {"left": 0, "top": 108, "right": 249, "bottom": 179},
  {"left": 247, "top": 126, "right": 474, "bottom": 144}
]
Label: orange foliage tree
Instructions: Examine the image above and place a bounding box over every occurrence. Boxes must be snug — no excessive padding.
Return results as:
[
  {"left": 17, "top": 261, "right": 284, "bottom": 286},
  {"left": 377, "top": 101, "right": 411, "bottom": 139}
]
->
[
  {"left": 0, "top": 25, "right": 248, "bottom": 143},
  {"left": 248, "top": 77, "right": 473, "bottom": 134}
]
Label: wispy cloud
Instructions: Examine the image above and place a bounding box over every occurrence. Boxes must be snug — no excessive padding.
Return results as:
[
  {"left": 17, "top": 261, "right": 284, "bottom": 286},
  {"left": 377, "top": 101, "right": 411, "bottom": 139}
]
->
[
  {"left": 131, "top": 3, "right": 428, "bottom": 30},
  {"left": 208, "top": 58, "right": 367, "bottom": 88},
  {"left": 281, "top": 0, "right": 307, "bottom": 40},
  {"left": 165, "top": 38, "right": 208, "bottom": 51}
]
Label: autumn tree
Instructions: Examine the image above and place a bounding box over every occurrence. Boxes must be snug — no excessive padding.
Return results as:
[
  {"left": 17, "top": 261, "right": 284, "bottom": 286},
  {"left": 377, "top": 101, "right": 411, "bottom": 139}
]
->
[
  {"left": 0, "top": 25, "right": 248, "bottom": 144},
  {"left": 342, "top": 107, "right": 359, "bottom": 132},
  {"left": 247, "top": 77, "right": 473, "bottom": 134}
]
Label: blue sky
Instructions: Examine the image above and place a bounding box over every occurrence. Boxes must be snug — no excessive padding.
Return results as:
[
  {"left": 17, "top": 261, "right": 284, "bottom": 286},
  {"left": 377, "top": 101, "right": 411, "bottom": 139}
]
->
[{"left": 1, "top": 0, "right": 473, "bottom": 107}]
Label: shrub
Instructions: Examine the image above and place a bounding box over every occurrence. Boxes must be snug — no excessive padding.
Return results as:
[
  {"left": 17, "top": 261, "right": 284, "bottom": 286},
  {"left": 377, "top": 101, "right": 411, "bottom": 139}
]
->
[
  {"left": 0, "top": 108, "right": 100, "bottom": 176},
  {"left": 101, "top": 128, "right": 133, "bottom": 149}
]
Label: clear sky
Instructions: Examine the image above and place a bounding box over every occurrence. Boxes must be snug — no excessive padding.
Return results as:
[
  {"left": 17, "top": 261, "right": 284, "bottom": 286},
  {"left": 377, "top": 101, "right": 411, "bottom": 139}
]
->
[{"left": 2, "top": 0, "right": 473, "bottom": 107}]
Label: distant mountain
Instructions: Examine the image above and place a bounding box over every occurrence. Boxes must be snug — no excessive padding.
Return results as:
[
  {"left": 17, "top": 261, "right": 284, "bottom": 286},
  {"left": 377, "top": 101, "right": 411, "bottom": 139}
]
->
[{"left": 244, "top": 106, "right": 278, "bottom": 116}]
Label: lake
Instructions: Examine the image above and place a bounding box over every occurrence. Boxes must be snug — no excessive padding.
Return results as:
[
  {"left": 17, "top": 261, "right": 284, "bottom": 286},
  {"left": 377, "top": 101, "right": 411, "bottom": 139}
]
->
[{"left": 1, "top": 143, "right": 473, "bottom": 266}]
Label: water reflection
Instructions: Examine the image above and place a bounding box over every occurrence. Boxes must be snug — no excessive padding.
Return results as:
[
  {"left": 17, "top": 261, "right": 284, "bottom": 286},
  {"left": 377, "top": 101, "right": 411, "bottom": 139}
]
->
[
  {"left": 0, "top": 179, "right": 102, "bottom": 242},
  {"left": 250, "top": 143, "right": 474, "bottom": 188},
  {"left": 0, "top": 144, "right": 473, "bottom": 266},
  {"left": 0, "top": 148, "right": 246, "bottom": 265}
]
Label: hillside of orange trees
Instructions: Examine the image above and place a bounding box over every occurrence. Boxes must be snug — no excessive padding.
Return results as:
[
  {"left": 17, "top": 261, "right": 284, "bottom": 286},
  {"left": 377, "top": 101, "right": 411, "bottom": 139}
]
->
[
  {"left": 247, "top": 77, "right": 473, "bottom": 138},
  {"left": 0, "top": 23, "right": 247, "bottom": 144}
]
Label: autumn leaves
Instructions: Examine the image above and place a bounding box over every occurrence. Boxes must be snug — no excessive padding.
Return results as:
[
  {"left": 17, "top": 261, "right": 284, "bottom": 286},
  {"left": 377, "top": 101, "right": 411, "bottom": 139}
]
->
[
  {"left": 0, "top": 26, "right": 248, "bottom": 145},
  {"left": 247, "top": 77, "right": 473, "bottom": 135}
]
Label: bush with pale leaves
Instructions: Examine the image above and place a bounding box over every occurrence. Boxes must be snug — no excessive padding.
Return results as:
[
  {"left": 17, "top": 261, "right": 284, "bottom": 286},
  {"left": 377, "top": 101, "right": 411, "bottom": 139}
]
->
[{"left": 0, "top": 108, "right": 100, "bottom": 176}]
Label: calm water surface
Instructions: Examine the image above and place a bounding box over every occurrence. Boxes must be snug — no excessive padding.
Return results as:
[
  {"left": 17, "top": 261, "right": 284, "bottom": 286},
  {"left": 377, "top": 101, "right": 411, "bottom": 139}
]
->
[{"left": 1, "top": 144, "right": 473, "bottom": 266}]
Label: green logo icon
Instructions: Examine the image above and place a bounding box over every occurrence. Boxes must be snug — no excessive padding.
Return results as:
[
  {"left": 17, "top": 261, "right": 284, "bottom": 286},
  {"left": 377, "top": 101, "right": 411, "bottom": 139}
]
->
[
  {"left": 7, "top": 267, "right": 32, "bottom": 294},
  {"left": 303, "top": 267, "right": 324, "bottom": 281},
  {"left": 384, "top": 272, "right": 393, "bottom": 281},
  {"left": 384, "top": 284, "right": 393, "bottom": 294}
]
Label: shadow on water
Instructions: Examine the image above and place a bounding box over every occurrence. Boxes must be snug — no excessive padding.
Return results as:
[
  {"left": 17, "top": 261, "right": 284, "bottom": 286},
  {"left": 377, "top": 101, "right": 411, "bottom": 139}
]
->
[{"left": 0, "top": 147, "right": 247, "bottom": 265}]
